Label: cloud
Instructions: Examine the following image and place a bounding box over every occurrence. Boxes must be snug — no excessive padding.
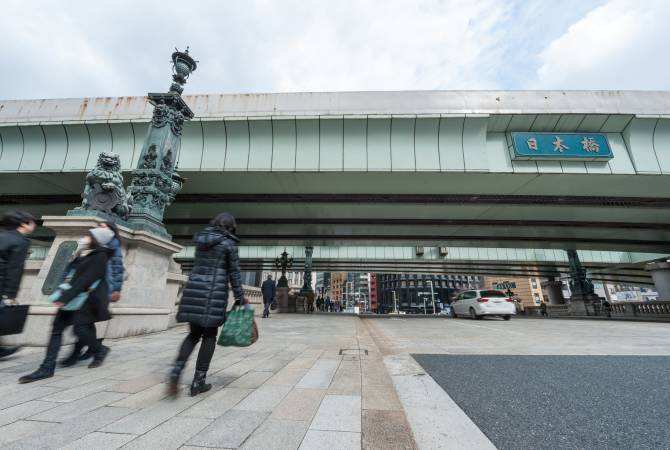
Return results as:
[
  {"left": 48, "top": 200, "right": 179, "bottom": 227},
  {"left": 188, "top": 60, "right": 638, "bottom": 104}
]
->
[
  {"left": 535, "top": 0, "right": 670, "bottom": 90},
  {"left": 2, "top": 0, "right": 665, "bottom": 99}
]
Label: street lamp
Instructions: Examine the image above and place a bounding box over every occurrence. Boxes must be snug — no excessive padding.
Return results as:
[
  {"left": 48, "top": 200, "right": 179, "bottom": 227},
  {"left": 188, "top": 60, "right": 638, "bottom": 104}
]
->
[{"left": 274, "top": 250, "right": 293, "bottom": 288}]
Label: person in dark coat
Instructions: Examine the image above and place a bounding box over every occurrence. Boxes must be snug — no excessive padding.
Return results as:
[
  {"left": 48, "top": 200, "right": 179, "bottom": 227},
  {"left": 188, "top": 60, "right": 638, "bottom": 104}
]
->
[
  {"left": 60, "top": 221, "right": 124, "bottom": 366},
  {"left": 168, "top": 212, "right": 245, "bottom": 397},
  {"left": 0, "top": 211, "right": 36, "bottom": 359},
  {"left": 261, "top": 275, "right": 276, "bottom": 318},
  {"left": 19, "top": 227, "right": 114, "bottom": 384}
]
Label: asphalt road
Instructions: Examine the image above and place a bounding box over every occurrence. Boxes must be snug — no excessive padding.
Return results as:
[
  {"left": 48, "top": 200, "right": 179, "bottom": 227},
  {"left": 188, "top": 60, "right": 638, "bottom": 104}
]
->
[{"left": 413, "top": 355, "right": 670, "bottom": 450}]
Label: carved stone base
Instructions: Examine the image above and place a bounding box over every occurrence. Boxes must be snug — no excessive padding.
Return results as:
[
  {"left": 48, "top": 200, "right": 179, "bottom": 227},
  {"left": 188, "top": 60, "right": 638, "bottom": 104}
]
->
[
  {"left": 276, "top": 287, "right": 294, "bottom": 313},
  {"left": 12, "top": 216, "right": 187, "bottom": 345}
]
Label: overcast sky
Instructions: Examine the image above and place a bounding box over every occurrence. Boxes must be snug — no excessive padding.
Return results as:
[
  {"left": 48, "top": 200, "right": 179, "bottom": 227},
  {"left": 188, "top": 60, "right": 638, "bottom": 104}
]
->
[{"left": 2, "top": 0, "right": 669, "bottom": 100}]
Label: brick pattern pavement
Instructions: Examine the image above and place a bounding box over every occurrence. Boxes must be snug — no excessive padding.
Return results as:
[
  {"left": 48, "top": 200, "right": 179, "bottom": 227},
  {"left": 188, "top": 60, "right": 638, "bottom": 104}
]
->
[{"left": 0, "top": 315, "right": 417, "bottom": 450}]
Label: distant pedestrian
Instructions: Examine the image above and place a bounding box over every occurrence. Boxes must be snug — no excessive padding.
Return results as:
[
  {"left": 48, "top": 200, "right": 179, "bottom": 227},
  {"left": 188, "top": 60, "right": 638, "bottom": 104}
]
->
[
  {"left": 305, "top": 290, "right": 315, "bottom": 314},
  {"left": 540, "top": 301, "right": 548, "bottom": 317},
  {"left": 261, "top": 274, "right": 275, "bottom": 319},
  {"left": 0, "top": 211, "right": 36, "bottom": 359},
  {"left": 19, "top": 227, "right": 114, "bottom": 383},
  {"left": 60, "top": 221, "right": 124, "bottom": 367},
  {"left": 168, "top": 212, "right": 245, "bottom": 397},
  {"left": 316, "top": 296, "right": 324, "bottom": 311},
  {"left": 325, "top": 296, "right": 332, "bottom": 312}
]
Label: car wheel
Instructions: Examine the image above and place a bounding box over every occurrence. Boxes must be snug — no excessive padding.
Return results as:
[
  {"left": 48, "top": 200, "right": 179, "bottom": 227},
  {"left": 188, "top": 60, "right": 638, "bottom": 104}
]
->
[
  {"left": 503, "top": 315, "right": 511, "bottom": 321},
  {"left": 469, "top": 308, "right": 479, "bottom": 320},
  {"left": 451, "top": 309, "right": 457, "bottom": 318}
]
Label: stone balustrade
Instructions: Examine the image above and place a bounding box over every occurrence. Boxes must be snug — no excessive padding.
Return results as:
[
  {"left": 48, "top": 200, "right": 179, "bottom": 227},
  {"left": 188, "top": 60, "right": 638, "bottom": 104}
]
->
[{"left": 609, "top": 301, "right": 670, "bottom": 318}]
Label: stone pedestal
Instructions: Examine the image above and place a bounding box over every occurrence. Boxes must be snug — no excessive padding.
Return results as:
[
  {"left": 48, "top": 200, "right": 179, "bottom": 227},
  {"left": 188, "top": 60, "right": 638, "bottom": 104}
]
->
[
  {"left": 276, "top": 287, "right": 293, "bottom": 313},
  {"left": 646, "top": 261, "right": 670, "bottom": 301},
  {"left": 10, "top": 215, "right": 187, "bottom": 346},
  {"left": 541, "top": 280, "right": 565, "bottom": 305}
]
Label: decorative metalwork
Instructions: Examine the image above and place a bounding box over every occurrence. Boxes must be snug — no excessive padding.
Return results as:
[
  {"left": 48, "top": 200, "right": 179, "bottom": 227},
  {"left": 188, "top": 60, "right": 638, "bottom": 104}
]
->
[
  {"left": 274, "top": 250, "right": 294, "bottom": 288},
  {"left": 75, "top": 152, "right": 133, "bottom": 220},
  {"left": 567, "top": 249, "right": 595, "bottom": 298},
  {"left": 127, "top": 47, "right": 197, "bottom": 237},
  {"left": 302, "top": 246, "right": 314, "bottom": 292}
]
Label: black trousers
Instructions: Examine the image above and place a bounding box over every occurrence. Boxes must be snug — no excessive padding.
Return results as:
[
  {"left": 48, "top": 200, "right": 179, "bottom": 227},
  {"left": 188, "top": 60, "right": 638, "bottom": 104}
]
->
[
  {"left": 263, "top": 300, "right": 271, "bottom": 317},
  {"left": 42, "top": 311, "right": 101, "bottom": 370},
  {"left": 176, "top": 323, "right": 218, "bottom": 372}
]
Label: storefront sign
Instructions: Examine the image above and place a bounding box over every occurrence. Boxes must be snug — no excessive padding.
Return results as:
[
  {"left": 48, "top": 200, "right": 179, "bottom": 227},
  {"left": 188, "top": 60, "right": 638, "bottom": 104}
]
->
[
  {"left": 511, "top": 132, "right": 613, "bottom": 161},
  {"left": 493, "top": 282, "right": 517, "bottom": 290}
]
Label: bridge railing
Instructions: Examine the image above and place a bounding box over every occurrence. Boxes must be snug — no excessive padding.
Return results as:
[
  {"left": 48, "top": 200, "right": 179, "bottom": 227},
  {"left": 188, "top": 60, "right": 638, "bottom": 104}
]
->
[{"left": 609, "top": 301, "right": 670, "bottom": 318}]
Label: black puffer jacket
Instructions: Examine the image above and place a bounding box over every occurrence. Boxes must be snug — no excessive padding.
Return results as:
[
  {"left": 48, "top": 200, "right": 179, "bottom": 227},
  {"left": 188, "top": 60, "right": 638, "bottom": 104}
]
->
[{"left": 177, "top": 227, "right": 244, "bottom": 327}]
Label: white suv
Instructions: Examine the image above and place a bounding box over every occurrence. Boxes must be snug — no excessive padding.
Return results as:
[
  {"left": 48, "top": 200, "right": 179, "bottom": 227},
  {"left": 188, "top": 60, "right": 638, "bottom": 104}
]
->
[{"left": 451, "top": 289, "right": 516, "bottom": 320}]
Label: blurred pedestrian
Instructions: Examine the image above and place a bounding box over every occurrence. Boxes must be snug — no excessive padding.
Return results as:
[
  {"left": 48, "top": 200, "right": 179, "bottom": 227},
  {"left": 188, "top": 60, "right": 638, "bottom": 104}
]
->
[
  {"left": 60, "top": 221, "right": 124, "bottom": 367},
  {"left": 261, "top": 274, "right": 275, "bottom": 319},
  {"left": 0, "top": 211, "right": 36, "bottom": 359},
  {"left": 19, "top": 227, "right": 114, "bottom": 383},
  {"left": 305, "top": 290, "right": 315, "bottom": 314},
  {"left": 168, "top": 212, "right": 245, "bottom": 397}
]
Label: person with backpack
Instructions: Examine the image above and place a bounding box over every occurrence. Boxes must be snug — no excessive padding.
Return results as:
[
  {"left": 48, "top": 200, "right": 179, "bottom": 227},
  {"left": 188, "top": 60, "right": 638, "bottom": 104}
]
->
[
  {"left": 18, "top": 227, "right": 114, "bottom": 383},
  {"left": 0, "top": 211, "right": 36, "bottom": 359},
  {"left": 167, "top": 212, "right": 245, "bottom": 397},
  {"left": 59, "top": 221, "right": 124, "bottom": 366}
]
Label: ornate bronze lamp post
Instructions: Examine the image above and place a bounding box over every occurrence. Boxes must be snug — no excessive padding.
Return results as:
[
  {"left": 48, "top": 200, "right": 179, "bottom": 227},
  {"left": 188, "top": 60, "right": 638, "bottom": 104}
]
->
[
  {"left": 274, "top": 250, "right": 293, "bottom": 288},
  {"left": 127, "top": 47, "right": 197, "bottom": 237}
]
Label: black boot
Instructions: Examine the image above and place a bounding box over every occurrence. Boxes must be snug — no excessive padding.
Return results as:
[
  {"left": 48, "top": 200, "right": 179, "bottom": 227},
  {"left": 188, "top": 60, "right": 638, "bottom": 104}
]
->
[
  {"left": 190, "top": 370, "right": 212, "bottom": 397},
  {"left": 18, "top": 365, "right": 54, "bottom": 384},
  {"left": 88, "top": 345, "right": 110, "bottom": 369},
  {"left": 167, "top": 361, "right": 185, "bottom": 398},
  {"left": 60, "top": 342, "right": 84, "bottom": 367}
]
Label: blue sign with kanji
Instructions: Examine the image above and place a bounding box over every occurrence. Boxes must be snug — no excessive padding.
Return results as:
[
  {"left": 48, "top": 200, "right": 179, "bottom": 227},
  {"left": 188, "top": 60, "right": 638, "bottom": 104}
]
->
[{"left": 511, "top": 132, "right": 613, "bottom": 161}]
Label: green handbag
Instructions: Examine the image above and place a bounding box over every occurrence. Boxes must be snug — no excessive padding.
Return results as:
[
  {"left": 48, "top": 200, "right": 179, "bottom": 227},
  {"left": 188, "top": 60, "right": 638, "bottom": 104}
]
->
[{"left": 218, "top": 306, "right": 257, "bottom": 347}]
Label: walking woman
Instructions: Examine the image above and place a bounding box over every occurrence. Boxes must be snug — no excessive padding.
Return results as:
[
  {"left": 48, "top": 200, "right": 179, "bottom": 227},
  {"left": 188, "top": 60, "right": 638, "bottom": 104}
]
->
[
  {"left": 60, "top": 221, "right": 124, "bottom": 366},
  {"left": 168, "top": 212, "right": 244, "bottom": 397},
  {"left": 19, "top": 227, "right": 114, "bottom": 383}
]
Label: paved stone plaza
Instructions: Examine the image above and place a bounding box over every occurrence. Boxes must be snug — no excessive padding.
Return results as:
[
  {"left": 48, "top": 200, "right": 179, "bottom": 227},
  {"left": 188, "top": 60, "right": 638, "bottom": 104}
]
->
[{"left": 1, "top": 315, "right": 670, "bottom": 449}]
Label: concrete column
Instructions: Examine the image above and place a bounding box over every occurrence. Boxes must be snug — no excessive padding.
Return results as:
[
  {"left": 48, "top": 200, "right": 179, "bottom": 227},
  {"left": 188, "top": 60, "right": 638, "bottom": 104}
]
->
[{"left": 645, "top": 261, "right": 670, "bottom": 301}]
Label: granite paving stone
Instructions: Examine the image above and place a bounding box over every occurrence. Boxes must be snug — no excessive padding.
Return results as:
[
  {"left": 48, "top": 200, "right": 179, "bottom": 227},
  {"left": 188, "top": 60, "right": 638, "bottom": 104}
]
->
[
  {"left": 299, "top": 430, "right": 361, "bottom": 450},
  {"left": 362, "top": 386, "right": 402, "bottom": 411},
  {"left": 179, "top": 387, "right": 253, "bottom": 419},
  {"left": 309, "top": 395, "right": 361, "bottom": 433},
  {"left": 234, "top": 384, "right": 292, "bottom": 412},
  {"left": 227, "top": 370, "right": 274, "bottom": 389},
  {"left": 103, "top": 396, "right": 200, "bottom": 435},
  {"left": 108, "top": 373, "right": 165, "bottom": 394},
  {"left": 362, "top": 410, "right": 417, "bottom": 450},
  {"left": 240, "top": 419, "right": 309, "bottom": 450},
  {"left": 42, "top": 378, "right": 118, "bottom": 403},
  {"left": 0, "top": 386, "right": 63, "bottom": 409},
  {"left": 4, "top": 406, "right": 134, "bottom": 450},
  {"left": 0, "top": 400, "right": 60, "bottom": 427},
  {"left": 120, "top": 416, "right": 212, "bottom": 450},
  {"left": 271, "top": 388, "right": 326, "bottom": 422},
  {"left": 0, "top": 419, "right": 58, "bottom": 447},
  {"left": 265, "top": 367, "right": 309, "bottom": 386},
  {"left": 109, "top": 382, "right": 170, "bottom": 409},
  {"left": 59, "top": 431, "right": 137, "bottom": 450},
  {"left": 186, "top": 409, "right": 269, "bottom": 448},
  {"left": 30, "top": 391, "right": 128, "bottom": 422}
]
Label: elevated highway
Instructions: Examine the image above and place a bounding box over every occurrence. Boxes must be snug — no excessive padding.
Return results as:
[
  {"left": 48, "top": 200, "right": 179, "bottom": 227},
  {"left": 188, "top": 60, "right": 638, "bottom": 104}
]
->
[{"left": 1, "top": 90, "right": 670, "bottom": 254}]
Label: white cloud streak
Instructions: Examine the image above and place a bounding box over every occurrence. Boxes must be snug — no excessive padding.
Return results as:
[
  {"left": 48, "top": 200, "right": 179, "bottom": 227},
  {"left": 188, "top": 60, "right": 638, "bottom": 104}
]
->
[{"left": 0, "top": 0, "right": 668, "bottom": 100}]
